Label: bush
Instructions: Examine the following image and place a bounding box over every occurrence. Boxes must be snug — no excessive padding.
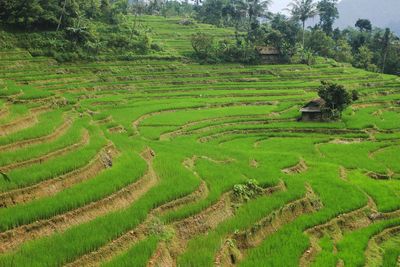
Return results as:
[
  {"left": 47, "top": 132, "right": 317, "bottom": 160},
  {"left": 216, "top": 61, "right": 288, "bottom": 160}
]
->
[
  {"left": 318, "top": 81, "right": 352, "bottom": 119},
  {"left": 233, "top": 179, "right": 263, "bottom": 202},
  {"left": 292, "top": 46, "right": 316, "bottom": 65},
  {"left": 351, "top": 90, "right": 359, "bottom": 101},
  {"left": 191, "top": 32, "right": 215, "bottom": 60},
  {"left": 190, "top": 34, "right": 259, "bottom": 64},
  {"left": 179, "top": 19, "right": 195, "bottom": 26},
  {"left": 217, "top": 39, "right": 258, "bottom": 64}
]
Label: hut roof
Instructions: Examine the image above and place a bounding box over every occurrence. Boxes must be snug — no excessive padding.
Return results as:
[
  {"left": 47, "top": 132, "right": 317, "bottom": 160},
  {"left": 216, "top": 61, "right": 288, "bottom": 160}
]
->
[
  {"left": 256, "top": 46, "right": 280, "bottom": 55},
  {"left": 300, "top": 98, "right": 326, "bottom": 113}
]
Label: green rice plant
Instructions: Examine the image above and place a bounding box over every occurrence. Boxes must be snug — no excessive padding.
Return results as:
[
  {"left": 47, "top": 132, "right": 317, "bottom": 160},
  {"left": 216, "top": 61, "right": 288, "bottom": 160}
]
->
[
  {"left": 336, "top": 219, "right": 400, "bottom": 267},
  {"left": 0, "top": 117, "right": 86, "bottom": 166},
  {"left": 0, "top": 109, "right": 65, "bottom": 146},
  {"left": 102, "top": 236, "right": 159, "bottom": 267},
  {"left": 0, "top": 135, "right": 147, "bottom": 231},
  {"left": 0, "top": 124, "right": 106, "bottom": 192}
]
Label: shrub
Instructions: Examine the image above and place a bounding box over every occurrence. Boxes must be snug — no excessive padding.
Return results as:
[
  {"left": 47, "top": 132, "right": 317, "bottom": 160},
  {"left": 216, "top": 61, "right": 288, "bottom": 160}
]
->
[
  {"left": 318, "top": 81, "right": 352, "bottom": 119},
  {"left": 191, "top": 32, "right": 215, "bottom": 60},
  {"left": 233, "top": 179, "right": 263, "bottom": 202}
]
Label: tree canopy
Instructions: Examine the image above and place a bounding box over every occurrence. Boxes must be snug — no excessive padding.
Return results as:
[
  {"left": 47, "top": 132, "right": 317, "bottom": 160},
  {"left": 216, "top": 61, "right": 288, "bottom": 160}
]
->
[{"left": 318, "top": 81, "right": 352, "bottom": 118}]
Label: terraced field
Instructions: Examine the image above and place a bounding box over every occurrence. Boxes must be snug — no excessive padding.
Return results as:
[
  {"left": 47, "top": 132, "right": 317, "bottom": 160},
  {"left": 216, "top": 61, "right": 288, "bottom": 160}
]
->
[{"left": 0, "top": 16, "right": 400, "bottom": 267}]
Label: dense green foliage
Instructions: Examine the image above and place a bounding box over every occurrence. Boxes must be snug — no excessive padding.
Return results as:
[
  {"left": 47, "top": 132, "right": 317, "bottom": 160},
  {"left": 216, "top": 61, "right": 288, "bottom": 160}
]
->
[
  {"left": 1, "top": 0, "right": 399, "bottom": 74},
  {"left": 0, "top": 0, "right": 159, "bottom": 61},
  {"left": 317, "top": 81, "right": 353, "bottom": 119},
  {"left": 192, "top": 0, "right": 400, "bottom": 73}
]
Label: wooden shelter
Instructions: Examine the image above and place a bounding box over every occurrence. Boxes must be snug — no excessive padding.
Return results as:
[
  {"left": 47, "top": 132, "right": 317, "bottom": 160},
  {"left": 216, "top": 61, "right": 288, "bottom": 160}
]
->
[
  {"left": 256, "top": 46, "right": 280, "bottom": 63},
  {"left": 300, "top": 98, "right": 326, "bottom": 121}
]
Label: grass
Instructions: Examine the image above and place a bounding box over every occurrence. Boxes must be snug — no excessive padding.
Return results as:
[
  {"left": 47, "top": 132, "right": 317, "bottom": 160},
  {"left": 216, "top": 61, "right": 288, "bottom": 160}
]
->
[{"left": 0, "top": 14, "right": 399, "bottom": 267}]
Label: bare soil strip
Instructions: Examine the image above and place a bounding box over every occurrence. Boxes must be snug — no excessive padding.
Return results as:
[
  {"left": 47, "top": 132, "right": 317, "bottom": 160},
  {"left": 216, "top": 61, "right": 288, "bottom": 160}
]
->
[
  {"left": 133, "top": 101, "right": 277, "bottom": 135},
  {"left": 0, "top": 114, "right": 38, "bottom": 137},
  {"left": 147, "top": 192, "right": 234, "bottom": 267},
  {"left": 159, "top": 114, "right": 293, "bottom": 141},
  {"left": 164, "top": 119, "right": 294, "bottom": 141},
  {"left": 95, "top": 116, "right": 113, "bottom": 125},
  {"left": 149, "top": 181, "right": 287, "bottom": 267},
  {"left": 300, "top": 196, "right": 400, "bottom": 267},
  {"left": 64, "top": 148, "right": 158, "bottom": 267},
  {"left": 0, "top": 117, "right": 72, "bottom": 152},
  {"left": 282, "top": 159, "right": 308, "bottom": 174},
  {"left": 215, "top": 185, "right": 321, "bottom": 266},
  {"left": 0, "top": 148, "right": 157, "bottom": 254},
  {"left": 300, "top": 199, "right": 376, "bottom": 267},
  {"left": 0, "top": 129, "right": 89, "bottom": 173},
  {"left": 0, "top": 106, "right": 9, "bottom": 120},
  {"left": 366, "top": 171, "right": 393, "bottom": 180},
  {"left": 339, "top": 166, "right": 348, "bottom": 181},
  {"left": 67, "top": 155, "right": 213, "bottom": 267},
  {"left": 329, "top": 138, "right": 363, "bottom": 145},
  {"left": 0, "top": 106, "right": 50, "bottom": 137},
  {"left": 365, "top": 225, "right": 400, "bottom": 267},
  {"left": 199, "top": 128, "right": 368, "bottom": 143},
  {"left": 0, "top": 144, "right": 117, "bottom": 208},
  {"left": 107, "top": 125, "right": 126, "bottom": 134},
  {"left": 369, "top": 144, "right": 400, "bottom": 159},
  {"left": 155, "top": 181, "right": 209, "bottom": 216}
]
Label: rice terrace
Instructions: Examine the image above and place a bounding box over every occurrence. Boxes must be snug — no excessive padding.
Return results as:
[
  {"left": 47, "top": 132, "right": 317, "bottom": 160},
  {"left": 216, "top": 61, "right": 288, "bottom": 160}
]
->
[{"left": 0, "top": 1, "right": 400, "bottom": 266}]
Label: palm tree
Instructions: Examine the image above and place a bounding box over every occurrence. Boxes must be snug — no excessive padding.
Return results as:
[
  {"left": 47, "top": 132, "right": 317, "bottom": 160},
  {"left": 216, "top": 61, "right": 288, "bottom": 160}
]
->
[
  {"left": 248, "top": 0, "right": 271, "bottom": 23},
  {"left": 287, "top": 0, "right": 318, "bottom": 48}
]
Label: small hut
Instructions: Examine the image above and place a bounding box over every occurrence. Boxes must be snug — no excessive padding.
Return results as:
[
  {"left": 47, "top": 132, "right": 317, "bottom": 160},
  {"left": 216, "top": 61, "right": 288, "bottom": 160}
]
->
[
  {"left": 300, "top": 98, "right": 326, "bottom": 121},
  {"left": 256, "top": 46, "right": 280, "bottom": 63}
]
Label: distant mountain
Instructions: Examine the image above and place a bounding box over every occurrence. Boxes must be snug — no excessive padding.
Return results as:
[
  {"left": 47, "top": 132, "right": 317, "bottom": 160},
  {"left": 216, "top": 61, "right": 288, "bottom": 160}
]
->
[{"left": 336, "top": 0, "right": 400, "bottom": 35}]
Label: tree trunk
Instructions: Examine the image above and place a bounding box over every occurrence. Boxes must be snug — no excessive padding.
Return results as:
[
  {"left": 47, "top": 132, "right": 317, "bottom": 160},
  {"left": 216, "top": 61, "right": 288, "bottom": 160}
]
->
[
  {"left": 57, "top": 0, "right": 68, "bottom": 31},
  {"left": 302, "top": 20, "right": 305, "bottom": 48},
  {"left": 381, "top": 47, "right": 389, "bottom": 73}
]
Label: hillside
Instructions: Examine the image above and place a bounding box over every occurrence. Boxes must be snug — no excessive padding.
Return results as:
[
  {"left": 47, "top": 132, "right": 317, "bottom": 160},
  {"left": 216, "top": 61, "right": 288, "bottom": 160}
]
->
[
  {"left": 336, "top": 0, "right": 400, "bottom": 35},
  {"left": 0, "top": 15, "right": 400, "bottom": 266}
]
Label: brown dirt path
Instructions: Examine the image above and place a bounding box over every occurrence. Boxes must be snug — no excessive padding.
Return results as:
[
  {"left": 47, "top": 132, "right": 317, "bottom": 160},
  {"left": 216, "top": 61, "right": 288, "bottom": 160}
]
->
[
  {"left": 300, "top": 195, "right": 400, "bottom": 267},
  {"left": 0, "top": 106, "right": 9, "bottom": 120},
  {"left": 0, "top": 117, "right": 72, "bottom": 152},
  {"left": 0, "top": 148, "right": 156, "bottom": 253},
  {"left": 0, "top": 144, "right": 117, "bottom": 208},
  {"left": 66, "top": 154, "right": 211, "bottom": 267},
  {"left": 64, "top": 148, "right": 158, "bottom": 267},
  {"left": 0, "top": 106, "right": 50, "bottom": 137},
  {"left": 199, "top": 128, "right": 368, "bottom": 143},
  {"left": 282, "top": 159, "right": 308, "bottom": 175},
  {"left": 0, "top": 129, "right": 89, "bottom": 173},
  {"left": 149, "top": 181, "right": 287, "bottom": 267},
  {"left": 300, "top": 198, "right": 376, "bottom": 267},
  {"left": 216, "top": 185, "right": 321, "bottom": 266},
  {"left": 365, "top": 225, "right": 400, "bottom": 267},
  {"left": 132, "top": 102, "right": 277, "bottom": 136}
]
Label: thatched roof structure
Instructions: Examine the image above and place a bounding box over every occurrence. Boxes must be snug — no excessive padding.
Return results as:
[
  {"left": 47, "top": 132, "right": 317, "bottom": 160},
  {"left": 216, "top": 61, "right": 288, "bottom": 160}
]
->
[
  {"left": 300, "top": 98, "right": 326, "bottom": 113},
  {"left": 256, "top": 46, "right": 280, "bottom": 56}
]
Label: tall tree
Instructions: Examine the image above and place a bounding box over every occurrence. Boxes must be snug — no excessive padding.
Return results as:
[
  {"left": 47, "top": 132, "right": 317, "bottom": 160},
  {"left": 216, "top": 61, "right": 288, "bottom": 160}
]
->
[
  {"left": 197, "top": 0, "right": 226, "bottom": 26},
  {"left": 317, "top": 0, "right": 338, "bottom": 36},
  {"left": 287, "top": 0, "right": 318, "bottom": 48},
  {"left": 380, "top": 28, "right": 392, "bottom": 73},
  {"left": 354, "top": 45, "right": 373, "bottom": 70},
  {"left": 247, "top": 0, "right": 271, "bottom": 42},
  {"left": 355, "top": 19, "right": 372, "bottom": 32},
  {"left": 247, "top": 0, "right": 270, "bottom": 25},
  {"left": 318, "top": 81, "right": 352, "bottom": 119},
  {"left": 57, "top": 0, "right": 68, "bottom": 31}
]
